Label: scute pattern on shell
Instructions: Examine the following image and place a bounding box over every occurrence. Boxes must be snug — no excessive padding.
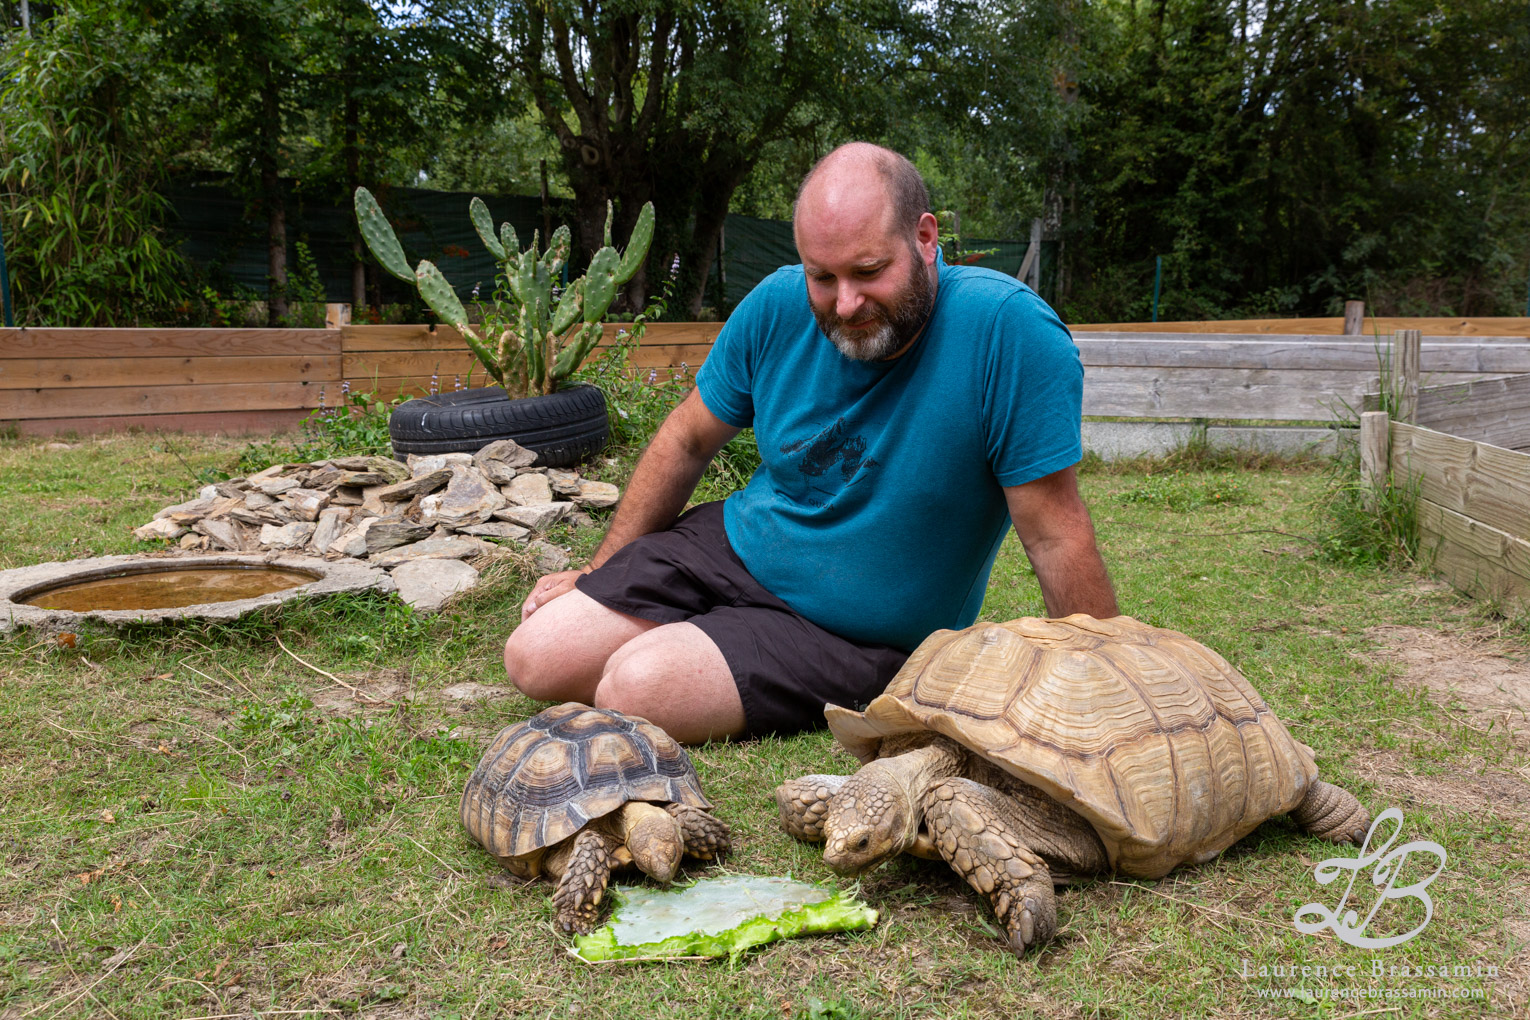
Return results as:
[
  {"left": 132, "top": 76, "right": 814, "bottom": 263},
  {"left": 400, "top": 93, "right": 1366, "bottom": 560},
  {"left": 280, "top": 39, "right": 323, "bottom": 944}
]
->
[
  {"left": 824, "top": 615, "right": 1317, "bottom": 879},
  {"left": 460, "top": 703, "right": 711, "bottom": 860}
]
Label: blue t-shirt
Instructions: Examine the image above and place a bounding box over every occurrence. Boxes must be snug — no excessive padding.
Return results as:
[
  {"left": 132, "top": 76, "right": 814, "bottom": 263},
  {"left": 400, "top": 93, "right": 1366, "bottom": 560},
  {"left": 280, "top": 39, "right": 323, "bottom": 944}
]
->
[{"left": 695, "top": 261, "right": 1082, "bottom": 650}]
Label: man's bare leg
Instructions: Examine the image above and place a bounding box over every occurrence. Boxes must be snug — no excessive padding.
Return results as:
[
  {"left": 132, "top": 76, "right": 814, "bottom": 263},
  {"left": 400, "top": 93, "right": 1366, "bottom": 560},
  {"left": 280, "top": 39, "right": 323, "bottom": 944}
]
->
[
  {"left": 504, "top": 590, "right": 657, "bottom": 704},
  {"left": 595, "top": 622, "right": 745, "bottom": 744}
]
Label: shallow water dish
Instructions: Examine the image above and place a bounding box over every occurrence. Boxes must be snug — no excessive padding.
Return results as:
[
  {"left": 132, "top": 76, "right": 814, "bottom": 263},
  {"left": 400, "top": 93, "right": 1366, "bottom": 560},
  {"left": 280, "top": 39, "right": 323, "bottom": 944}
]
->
[{"left": 0, "top": 553, "right": 393, "bottom": 632}]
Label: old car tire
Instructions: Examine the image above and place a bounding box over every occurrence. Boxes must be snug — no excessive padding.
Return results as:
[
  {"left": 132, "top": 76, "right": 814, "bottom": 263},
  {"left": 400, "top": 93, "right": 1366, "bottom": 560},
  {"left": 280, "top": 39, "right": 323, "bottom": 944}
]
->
[{"left": 388, "top": 384, "right": 610, "bottom": 467}]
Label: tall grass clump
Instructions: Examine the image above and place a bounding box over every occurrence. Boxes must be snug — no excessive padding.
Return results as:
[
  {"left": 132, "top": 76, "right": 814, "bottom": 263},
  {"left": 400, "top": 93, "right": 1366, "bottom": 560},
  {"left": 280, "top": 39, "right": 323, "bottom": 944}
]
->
[{"left": 1314, "top": 449, "right": 1422, "bottom": 567}]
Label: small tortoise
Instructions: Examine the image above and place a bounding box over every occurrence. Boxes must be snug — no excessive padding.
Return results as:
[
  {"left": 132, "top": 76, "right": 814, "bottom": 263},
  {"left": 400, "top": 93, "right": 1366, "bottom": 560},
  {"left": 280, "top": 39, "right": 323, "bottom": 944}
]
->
[
  {"left": 776, "top": 615, "right": 1370, "bottom": 955},
  {"left": 461, "top": 702, "right": 730, "bottom": 933}
]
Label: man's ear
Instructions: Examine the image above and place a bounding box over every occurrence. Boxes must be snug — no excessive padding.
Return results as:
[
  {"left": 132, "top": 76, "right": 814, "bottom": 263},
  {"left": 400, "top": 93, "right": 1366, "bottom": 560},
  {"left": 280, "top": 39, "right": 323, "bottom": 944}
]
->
[{"left": 915, "top": 212, "right": 940, "bottom": 266}]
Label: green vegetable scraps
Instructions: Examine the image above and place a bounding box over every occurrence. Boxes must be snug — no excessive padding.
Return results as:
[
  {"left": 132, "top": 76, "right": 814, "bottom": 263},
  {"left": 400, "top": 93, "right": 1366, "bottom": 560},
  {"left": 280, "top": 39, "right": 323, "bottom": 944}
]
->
[{"left": 571, "top": 875, "right": 878, "bottom": 964}]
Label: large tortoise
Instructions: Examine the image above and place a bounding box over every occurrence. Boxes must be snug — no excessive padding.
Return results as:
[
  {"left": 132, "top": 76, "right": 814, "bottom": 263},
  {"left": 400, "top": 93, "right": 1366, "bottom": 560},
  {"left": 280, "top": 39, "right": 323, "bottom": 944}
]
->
[
  {"left": 775, "top": 614, "right": 1369, "bottom": 955},
  {"left": 462, "top": 702, "right": 730, "bottom": 933}
]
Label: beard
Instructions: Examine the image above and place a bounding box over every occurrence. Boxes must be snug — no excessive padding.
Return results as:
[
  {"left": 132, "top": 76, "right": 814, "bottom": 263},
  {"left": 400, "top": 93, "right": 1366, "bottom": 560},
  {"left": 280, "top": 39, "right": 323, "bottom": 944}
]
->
[{"left": 813, "top": 256, "right": 936, "bottom": 362}]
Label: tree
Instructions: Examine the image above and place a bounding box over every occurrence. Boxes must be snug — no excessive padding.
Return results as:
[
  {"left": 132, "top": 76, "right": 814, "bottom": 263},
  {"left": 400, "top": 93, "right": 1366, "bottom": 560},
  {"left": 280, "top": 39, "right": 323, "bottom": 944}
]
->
[
  {"left": 0, "top": 1, "right": 194, "bottom": 325},
  {"left": 431, "top": 0, "right": 929, "bottom": 316}
]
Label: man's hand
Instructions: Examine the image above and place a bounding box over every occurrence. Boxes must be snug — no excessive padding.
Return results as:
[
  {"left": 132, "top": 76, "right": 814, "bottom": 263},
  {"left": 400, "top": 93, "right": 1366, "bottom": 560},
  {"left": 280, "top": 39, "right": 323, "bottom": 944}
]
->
[{"left": 521, "top": 567, "right": 591, "bottom": 622}]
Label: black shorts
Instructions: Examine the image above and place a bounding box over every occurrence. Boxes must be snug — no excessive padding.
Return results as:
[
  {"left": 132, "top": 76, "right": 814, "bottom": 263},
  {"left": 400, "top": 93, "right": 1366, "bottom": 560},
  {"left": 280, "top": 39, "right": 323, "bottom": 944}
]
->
[{"left": 574, "top": 501, "right": 910, "bottom": 738}]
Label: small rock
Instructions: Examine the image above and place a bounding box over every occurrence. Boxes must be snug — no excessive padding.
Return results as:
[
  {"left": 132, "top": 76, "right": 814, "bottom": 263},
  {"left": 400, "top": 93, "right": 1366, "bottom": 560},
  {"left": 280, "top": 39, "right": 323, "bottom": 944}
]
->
[
  {"left": 42, "top": 441, "right": 76, "bottom": 451},
  {"left": 284, "top": 488, "right": 331, "bottom": 522},
  {"left": 330, "top": 486, "right": 364, "bottom": 507},
  {"left": 473, "top": 439, "right": 537, "bottom": 483},
  {"left": 153, "top": 497, "right": 213, "bottom": 522},
  {"left": 547, "top": 468, "right": 582, "bottom": 498},
  {"left": 390, "top": 558, "right": 479, "bottom": 612},
  {"left": 194, "top": 518, "right": 245, "bottom": 551},
  {"left": 198, "top": 484, "right": 220, "bottom": 501},
  {"left": 331, "top": 456, "right": 410, "bottom": 484},
  {"left": 458, "top": 521, "right": 531, "bottom": 541},
  {"left": 528, "top": 540, "right": 570, "bottom": 573},
  {"left": 243, "top": 491, "right": 276, "bottom": 509},
  {"left": 212, "top": 482, "right": 246, "bottom": 501},
  {"left": 364, "top": 520, "right": 433, "bottom": 554},
  {"left": 246, "top": 463, "right": 303, "bottom": 484},
  {"left": 179, "top": 533, "right": 209, "bottom": 551},
  {"left": 441, "top": 681, "right": 511, "bottom": 702},
  {"left": 335, "top": 470, "right": 389, "bottom": 488},
  {"left": 573, "top": 480, "right": 620, "bottom": 509},
  {"left": 426, "top": 467, "right": 505, "bottom": 528},
  {"left": 368, "top": 536, "right": 492, "bottom": 567},
  {"left": 303, "top": 466, "right": 344, "bottom": 491},
  {"left": 259, "top": 521, "right": 316, "bottom": 550},
  {"left": 229, "top": 506, "right": 282, "bottom": 527},
  {"left": 495, "top": 502, "right": 571, "bottom": 531},
  {"left": 133, "top": 518, "right": 186, "bottom": 542},
  {"left": 407, "top": 452, "right": 474, "bottom": 476},
  {"left": 504, "top": 473, "right": 554, "bottom": 507},
  {"left": 255, "top": 476, "right": 301, "bottom": 496},
  {"left": 373, "top": 468, "right": 452, "bottom": 503},
  {"left": 200, "top": 496, "right": 245, "bottom": 521},
  {"left": 566, "top": 510, "right": 597, "bottom": 529},
  {"left": 330, "top": 524, "right": 370, "bottom": 559},
  {"left": 309, "top": 508, "right": 350, "bottom": 554}
]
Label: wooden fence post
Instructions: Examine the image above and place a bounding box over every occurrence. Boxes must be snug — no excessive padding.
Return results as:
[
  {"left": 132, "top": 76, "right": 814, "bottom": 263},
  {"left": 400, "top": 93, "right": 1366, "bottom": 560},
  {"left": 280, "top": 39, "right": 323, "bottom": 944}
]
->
[
  {"left": 325, "top": 303, "right": 351, "bottom": 329},
  {"left": 1397, "top": 328, "right": 1421, "bottom": 423},
  {"left": 1343, "top": 300, "right": 1365, "bottom": 335},
  {"left": 1360, "top": 410, "right": 1390, "bottom": 507}
]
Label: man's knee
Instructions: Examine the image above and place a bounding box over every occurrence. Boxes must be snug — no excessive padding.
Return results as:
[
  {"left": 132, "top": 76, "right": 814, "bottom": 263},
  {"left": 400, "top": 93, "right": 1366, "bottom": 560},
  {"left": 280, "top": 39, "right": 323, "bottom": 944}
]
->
[{"left": 503, "top": 625, "right": 560, "bottom": 700}]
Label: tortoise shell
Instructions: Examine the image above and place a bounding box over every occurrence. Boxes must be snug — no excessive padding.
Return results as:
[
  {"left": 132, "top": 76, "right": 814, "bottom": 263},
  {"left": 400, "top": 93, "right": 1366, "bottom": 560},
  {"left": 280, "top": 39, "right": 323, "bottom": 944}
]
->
[
  {"left": 824, "top": 614, "right": 1316, "bottom": 879},
  {"left": 460, "top": 702, "right": 712, "bottom": 860}
]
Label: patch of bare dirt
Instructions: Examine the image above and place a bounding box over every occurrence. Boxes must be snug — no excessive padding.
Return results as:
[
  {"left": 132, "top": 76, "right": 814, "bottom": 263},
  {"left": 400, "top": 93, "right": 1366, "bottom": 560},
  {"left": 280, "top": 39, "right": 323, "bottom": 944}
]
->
[
  {"left": 1365, "top": 624, "right": 1530, "bottom": 746},
  {"left": 1351, "top": 749, "right": 1530, "bottom": 823}
]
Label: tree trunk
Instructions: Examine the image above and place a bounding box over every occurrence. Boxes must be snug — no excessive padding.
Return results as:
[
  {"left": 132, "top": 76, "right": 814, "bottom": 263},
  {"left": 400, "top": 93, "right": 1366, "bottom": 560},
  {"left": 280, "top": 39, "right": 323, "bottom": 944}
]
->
[
  {"left": 345, "top": 71, "right": 365, "bottom": 309},
  {"left": 260, "top": 63, "right": 287, "bottom": 326}
]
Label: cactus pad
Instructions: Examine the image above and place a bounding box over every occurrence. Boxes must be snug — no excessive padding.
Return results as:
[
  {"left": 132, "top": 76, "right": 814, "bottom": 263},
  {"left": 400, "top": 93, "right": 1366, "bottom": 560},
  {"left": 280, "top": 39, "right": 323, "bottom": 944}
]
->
[
  {"left": 471, "top": 197, "right": 506, "bottom": 260},
  {"left": 354, "top": 187, "right": 415, "bottom": 283}
]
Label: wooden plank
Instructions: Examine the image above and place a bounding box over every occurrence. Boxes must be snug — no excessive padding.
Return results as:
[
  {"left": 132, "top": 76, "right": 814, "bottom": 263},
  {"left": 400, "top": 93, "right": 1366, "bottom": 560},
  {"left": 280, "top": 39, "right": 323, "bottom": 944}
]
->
[
  {"left": 1343, "top": 301, "right": 1365, "bottom": 335},
  {"left": 1391, "top": 422, "right": 1530, "bottom": 541},
  {"left": 1068, "top": 317, "right": 1530, "bottom": 336},
  {"left": 344, "top": 343, "right": 713, "bottom": 382},
  {"left": 340, "top": 321, "right": 724, "bottom": 353},
  {"left": 1081, "top": 366, "right": 1376, "bottom": 420},
  {"left": 1360, "top": 411, "right": 1389, "bottom": 501},
  {"left": 0, "top": 355, "right": 339, "bottom": 390},
  {"left": 0, "top": 327, "right": 340, "bottom": 359},
  {"left": 14, "top": 409, "right": 310, "bottom": 436},
  {"left": 1073, "top": 336, "right": 1530, "bottom": 374},
  {"left": 1396, "top": 329, "right": 1421, "bottom": 423},
  {"left": 1418, "top": 499, "right": 1530, "bottom": 609},
  {"left": 1409, "top": 374, "right": 1530, "bottom": 451},
  {"left": 0, "top": 381, "right": 323, "bottom": 419}
]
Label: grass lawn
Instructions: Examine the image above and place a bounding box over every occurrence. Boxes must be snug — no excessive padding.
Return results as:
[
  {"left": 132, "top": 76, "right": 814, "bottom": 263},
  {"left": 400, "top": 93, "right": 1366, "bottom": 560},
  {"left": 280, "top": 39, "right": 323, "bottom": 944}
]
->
[{"left": 0, "top": 430, "right": 1526, "bottom": 1019}]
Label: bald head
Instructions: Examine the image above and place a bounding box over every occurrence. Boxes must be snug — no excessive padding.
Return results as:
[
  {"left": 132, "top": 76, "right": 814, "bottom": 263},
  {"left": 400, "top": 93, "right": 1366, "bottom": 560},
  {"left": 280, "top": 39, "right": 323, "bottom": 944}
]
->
[{"left": 793, "top": 143, "right": 930, "bottom": 242}]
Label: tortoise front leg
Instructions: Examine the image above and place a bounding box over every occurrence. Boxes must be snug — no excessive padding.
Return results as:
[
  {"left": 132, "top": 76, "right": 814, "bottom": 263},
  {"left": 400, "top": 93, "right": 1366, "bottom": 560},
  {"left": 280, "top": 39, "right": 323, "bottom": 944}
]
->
[
  {"left": 546, "top": 828, "right": 626, "bottom": 934},
  {"left": 922, "top": 778, "right": 1059, "bottom": 956},
  {"left": 774, "top": 774, "right": 848, "bottom": 841},
  {"left": 667, "top": 803, "right": 732, "bottom": 860}
]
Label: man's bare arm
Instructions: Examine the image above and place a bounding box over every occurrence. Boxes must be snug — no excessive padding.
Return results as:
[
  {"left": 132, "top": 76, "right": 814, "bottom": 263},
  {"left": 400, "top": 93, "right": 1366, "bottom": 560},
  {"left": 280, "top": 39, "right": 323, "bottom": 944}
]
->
[
  {"left": 521, "top": 389, "right": 740, "bottom": 620},
  {"left": 1003, "top": 465, "right": 1119, "bottom": 619}
]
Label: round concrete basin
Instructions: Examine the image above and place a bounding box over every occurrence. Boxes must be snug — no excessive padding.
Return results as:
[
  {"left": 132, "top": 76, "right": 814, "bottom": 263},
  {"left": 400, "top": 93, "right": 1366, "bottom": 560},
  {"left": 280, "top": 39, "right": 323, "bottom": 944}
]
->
[{"left": 0, "top": 553, "right": 394, "bottom": 633}]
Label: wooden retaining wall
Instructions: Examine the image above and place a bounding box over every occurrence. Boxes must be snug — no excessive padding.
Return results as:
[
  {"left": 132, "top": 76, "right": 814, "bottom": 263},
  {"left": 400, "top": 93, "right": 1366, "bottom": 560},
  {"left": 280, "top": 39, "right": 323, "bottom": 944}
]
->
[
  {"left": 3, "top": 320, "right": 1527, "bottom": 435},
  {"left": 1363, "top": 414, "right": 1530, "bottom": 611},
  {"left": 0, "top": 322, "right": 720, "bottom": 435}
]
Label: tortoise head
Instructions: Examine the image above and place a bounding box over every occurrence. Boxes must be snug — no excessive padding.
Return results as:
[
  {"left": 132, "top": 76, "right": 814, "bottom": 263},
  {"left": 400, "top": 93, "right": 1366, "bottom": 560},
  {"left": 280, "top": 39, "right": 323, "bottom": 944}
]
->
[
  {"left": 822, "top": 761, "right": 919, "bottom": 876},
  {"left": 620, "top": 802, "right": 684, "bottom": 883}
]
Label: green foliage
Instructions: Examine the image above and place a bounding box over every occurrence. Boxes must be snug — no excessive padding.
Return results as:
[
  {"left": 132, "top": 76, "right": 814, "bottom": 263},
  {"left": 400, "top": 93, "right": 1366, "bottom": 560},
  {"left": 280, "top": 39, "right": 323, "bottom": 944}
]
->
[
  {"left": 0, "top": 3, "right": 195, "bottom": 325},
  {"left": 356, "top": 187, "right": 653, "bottom": 397},
  {"left": 229, "top": 386, "right": 402, "bottom": 475},
  {"left": 1119, "top": 472, "right": 1256, "bottom": 512},
  {"left": 1316, "top": 464, "right": 1422, "bottom": 568}
]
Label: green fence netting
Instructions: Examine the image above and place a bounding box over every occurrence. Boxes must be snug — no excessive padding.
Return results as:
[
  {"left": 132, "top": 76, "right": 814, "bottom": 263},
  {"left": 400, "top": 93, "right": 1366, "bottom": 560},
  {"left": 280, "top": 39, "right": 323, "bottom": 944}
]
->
[{"left": 163, "top": 175, "right": 1035, "bottom": 315}]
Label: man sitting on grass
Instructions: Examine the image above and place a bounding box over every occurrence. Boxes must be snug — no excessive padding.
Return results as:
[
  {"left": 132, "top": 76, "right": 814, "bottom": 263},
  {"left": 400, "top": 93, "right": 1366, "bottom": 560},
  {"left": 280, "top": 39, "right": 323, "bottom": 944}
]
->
[{"left": 503, "top": 142, "right": 1117, "bottom": 743}]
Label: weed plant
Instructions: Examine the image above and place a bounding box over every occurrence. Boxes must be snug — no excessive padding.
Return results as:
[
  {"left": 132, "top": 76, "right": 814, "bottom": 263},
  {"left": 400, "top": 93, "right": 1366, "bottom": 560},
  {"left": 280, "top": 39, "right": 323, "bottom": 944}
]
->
[{"left": 225, "top": 388, "right": 405, "bottom": 478}]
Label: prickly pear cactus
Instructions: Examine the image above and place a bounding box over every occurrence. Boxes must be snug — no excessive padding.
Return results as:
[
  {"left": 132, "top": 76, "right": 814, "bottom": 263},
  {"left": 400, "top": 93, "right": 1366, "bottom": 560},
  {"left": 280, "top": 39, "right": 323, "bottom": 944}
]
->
[{"left": 354, "top": 188, "right": 655, "bottom": 397}]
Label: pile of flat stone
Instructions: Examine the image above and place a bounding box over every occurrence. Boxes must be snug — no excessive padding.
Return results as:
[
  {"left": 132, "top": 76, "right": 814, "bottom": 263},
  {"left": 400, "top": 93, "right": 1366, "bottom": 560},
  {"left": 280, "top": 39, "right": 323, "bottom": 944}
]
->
[{"left": 132, "top": 440, "right": 618, "bottom": 610}]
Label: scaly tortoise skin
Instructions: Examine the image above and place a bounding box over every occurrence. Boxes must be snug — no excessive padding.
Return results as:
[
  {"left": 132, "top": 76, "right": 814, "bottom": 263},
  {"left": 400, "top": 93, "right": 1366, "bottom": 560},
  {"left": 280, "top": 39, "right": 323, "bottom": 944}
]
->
[
  {"left": 775, "top": 615, "right": 1370, "bottom": 955},
  {"left": 461, "top": 702, "right": 730, "bottom": 933}
]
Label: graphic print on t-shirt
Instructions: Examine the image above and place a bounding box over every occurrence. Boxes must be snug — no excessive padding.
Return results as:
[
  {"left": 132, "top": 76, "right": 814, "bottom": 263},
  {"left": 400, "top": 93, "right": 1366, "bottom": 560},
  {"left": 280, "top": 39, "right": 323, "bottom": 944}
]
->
[{"left": 780, "top": 417, "right": 880, "bottom": 508}]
